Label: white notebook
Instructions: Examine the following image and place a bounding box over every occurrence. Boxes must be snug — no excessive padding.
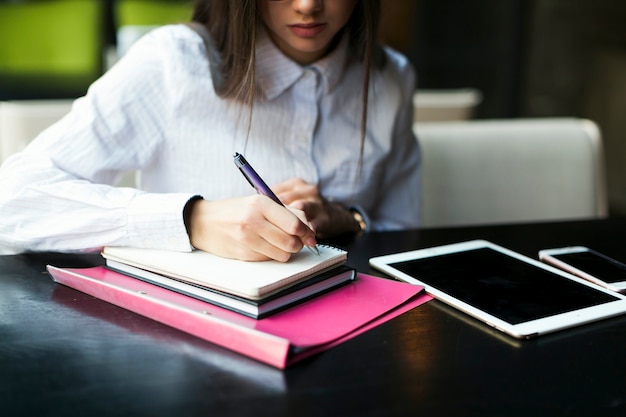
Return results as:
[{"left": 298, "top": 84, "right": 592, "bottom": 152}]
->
[{"left": 101, "top": 245, "right": 347, "bottom": 300}]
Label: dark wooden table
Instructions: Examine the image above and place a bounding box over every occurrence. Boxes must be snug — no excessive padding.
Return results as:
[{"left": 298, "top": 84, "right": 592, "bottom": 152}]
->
[{"left": 2, "top": 219, "right": 626, "bottom": 416}]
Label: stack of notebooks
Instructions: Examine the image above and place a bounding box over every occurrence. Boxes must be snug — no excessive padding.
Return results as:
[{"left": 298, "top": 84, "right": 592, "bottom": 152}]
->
[
  {"left": 47, "top": 245, "right": 429, "bottom": 368},
  {"left": 100, "top": 244, "right": 355, "bottom": 319}
]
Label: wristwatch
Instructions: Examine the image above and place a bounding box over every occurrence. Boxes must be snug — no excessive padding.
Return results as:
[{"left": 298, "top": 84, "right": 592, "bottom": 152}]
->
[{"left": 349, "top": 208, "right": 367, "bottom": 233}]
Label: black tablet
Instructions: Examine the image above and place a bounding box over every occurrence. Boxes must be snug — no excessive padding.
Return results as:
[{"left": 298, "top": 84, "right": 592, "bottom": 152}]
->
[{"left": 370, "top": 240, "right": 626, "bottom": 339}]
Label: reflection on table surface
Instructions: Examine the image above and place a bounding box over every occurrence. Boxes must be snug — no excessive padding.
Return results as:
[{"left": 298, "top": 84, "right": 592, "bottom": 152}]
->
[{"left": 2, "top": 219, "right": 626, "bottom": 416}]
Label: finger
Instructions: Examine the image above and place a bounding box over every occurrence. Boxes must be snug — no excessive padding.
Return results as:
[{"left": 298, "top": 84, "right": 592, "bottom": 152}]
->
[
  {"left": 272, "top": 179, "right": 318, "bottom": 204},
  {"left": 240, "top": 233, "right": 296, "bottom": 262},
  {"left": 287, "top": 206, "right": 317, "bottom": 233},
  {"left": 232, "top": 199, "right": 303, "bottom": 261},
  {"left": 271, "top": 177, "right": 306, "bottom": 194},
  {"left": 193, "top": 197, "right": 299, "bottom": 262},
  {"left": 219, "top": 217, "right": 297, "bottom": 262},
  {"left": 261, "top": 199, "right": 317, "bottom": 250}
]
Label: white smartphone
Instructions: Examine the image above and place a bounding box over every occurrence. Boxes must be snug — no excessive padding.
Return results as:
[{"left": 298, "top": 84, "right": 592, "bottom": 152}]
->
[{"left": 539, "top": 246, "right": 626, "bottom": 293}]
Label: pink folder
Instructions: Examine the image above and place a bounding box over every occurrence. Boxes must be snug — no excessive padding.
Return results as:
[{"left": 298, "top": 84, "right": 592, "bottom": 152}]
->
[{"left": 47, "top": 265, "right": 431, "bottom": 369}]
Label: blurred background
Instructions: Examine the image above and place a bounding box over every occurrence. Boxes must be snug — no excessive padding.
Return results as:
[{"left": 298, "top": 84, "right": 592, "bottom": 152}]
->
[
  {"left": 380, "top": 0, "right": 626, "bottom": 218},
  {"left": 1, "top": 0, "right": 626, "bottom": 217}
]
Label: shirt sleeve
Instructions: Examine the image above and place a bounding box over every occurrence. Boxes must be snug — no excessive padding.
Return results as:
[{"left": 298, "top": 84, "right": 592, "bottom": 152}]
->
[
  {"left": 0, "top": 29, "right": 197, "bottom": 254},
  {"left": 368, "top": 54, "right": 421, "bottom": 231}
]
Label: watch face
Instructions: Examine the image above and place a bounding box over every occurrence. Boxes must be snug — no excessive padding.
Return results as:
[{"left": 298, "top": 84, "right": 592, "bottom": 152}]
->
[{"left": 350, "top": 209, "right": 366, "bottom": 232}]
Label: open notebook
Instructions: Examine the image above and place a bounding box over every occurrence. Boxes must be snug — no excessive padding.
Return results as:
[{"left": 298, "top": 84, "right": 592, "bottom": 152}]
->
[{"left": 101, "top": 244, "right": 347, "bottom": 300}]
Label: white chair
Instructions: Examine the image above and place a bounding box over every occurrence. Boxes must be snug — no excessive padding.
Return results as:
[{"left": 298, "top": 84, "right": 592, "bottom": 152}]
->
[
  {"left": 0, "top": 100, "right": 72, "bottom": 162},
  {"left": 0, "top": 100, "right": 136, "bottom": 187},
  {"left": 415, "top": 118, "right": 608, "bottom": 228},
  {"left": 413, "top": 88, "right": 482, "bottom": 123}
]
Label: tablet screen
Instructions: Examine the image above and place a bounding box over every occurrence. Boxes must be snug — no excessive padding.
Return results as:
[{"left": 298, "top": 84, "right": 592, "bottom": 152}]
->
[{"left": 389, "top": 247, "right": 619, "bottom": 324}]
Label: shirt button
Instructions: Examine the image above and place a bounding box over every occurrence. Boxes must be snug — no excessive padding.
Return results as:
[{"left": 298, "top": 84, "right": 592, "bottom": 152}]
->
[{"left": 297, "top": 135, "right": 307, "bottom": 144}]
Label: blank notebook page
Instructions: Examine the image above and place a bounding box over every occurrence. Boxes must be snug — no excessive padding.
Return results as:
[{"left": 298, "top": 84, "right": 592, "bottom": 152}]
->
[{"left": 101, "top": 245, "right": 347, "bottom": 299}]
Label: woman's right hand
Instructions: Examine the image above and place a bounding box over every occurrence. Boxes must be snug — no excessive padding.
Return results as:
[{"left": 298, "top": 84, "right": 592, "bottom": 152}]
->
[{"left": 184, "top": 195, "right": 317, "bottom": 262}]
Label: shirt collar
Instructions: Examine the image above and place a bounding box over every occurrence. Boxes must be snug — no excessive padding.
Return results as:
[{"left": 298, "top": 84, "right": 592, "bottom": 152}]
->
[{"left": 255, "top": 27, "right": 349, "bottom": 100}]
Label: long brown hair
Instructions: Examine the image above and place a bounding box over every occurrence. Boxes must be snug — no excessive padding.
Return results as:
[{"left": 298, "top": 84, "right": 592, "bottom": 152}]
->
[{"left": 191, "top": 0, "right": 382, "bottom": 150}]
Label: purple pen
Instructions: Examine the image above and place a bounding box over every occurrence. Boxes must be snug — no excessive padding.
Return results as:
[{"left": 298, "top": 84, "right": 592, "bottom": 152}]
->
[
  {"left": 233, "top": 152, "right": 320, "bottom": 256},
  {"left": 233, "top": 152, "right": 283, "bottom": 205}
]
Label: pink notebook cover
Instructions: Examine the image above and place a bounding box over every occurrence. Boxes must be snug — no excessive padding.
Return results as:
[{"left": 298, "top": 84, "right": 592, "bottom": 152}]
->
[{"left": 47, "top": 265, "right": 431, "bottom": 369}]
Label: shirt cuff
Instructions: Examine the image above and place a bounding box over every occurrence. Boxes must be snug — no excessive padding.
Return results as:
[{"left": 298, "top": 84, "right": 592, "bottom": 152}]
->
[{"left": 126, "top": 193, "right": 199, "bottom": 251}]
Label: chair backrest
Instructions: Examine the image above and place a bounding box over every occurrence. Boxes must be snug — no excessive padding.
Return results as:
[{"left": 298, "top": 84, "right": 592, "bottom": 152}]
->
[
  {"left": 413, "top": 88, "right": 482, "bottom": 123},
  {"left": 415, "top": 118, "right": 608, "bottom": 228},
  {"left": 0, "top": 100, "right": 73, "bottom": 162},
  {"left": 0, "top": 99, "right": 136, "bottom": 186}
]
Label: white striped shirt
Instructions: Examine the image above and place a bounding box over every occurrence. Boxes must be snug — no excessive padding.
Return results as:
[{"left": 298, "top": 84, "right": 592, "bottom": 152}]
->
[{"left": 0, "top": 24, "right": 421, "bottom": 254}]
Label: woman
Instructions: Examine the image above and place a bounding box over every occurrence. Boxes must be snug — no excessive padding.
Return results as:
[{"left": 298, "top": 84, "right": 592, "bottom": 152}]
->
[{"left": 0, "top": 0, "right": 420, "bottom": 261}]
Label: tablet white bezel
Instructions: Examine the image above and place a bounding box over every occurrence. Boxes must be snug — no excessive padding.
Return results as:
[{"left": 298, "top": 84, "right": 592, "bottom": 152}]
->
[{"left": 369, "top": 240, "right": 626, "bottom": 339}]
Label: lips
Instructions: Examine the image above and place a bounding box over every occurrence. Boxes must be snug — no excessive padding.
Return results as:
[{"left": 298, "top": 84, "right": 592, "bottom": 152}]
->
[{"left": 288, "top": 23, "right": 327, "bottom": 38}]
